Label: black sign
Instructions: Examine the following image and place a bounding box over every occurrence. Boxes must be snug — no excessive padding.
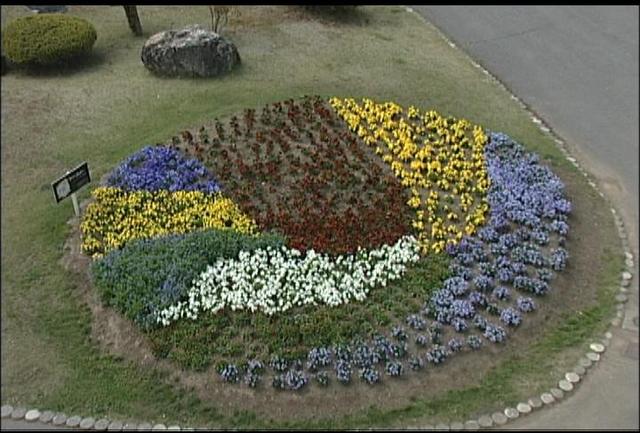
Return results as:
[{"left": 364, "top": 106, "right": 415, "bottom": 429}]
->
[{"left": 52, "top": 162, "right": 91, "bottom": 203}]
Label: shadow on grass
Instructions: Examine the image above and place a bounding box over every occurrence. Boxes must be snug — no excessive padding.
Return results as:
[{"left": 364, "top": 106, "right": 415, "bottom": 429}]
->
[
  {"left": 5, "top": 50, "right": 108, "bottom": 77},
  {"left": 298, "top": 6, "right": 370, "bottom": 27}
]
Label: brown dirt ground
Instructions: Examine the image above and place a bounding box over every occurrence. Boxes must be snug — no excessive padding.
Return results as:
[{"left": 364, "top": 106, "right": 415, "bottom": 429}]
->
[{"left": 60, "top": 145, "right": 616, "bottom": 424}]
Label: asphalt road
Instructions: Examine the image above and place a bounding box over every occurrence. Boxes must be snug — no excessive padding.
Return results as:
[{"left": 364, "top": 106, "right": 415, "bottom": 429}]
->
[
  {"left": 414, "top": 5, "right": 639, "bottom": 430},
  {"left": 414, "top": 6, "right": 639, "bottom": 254}
]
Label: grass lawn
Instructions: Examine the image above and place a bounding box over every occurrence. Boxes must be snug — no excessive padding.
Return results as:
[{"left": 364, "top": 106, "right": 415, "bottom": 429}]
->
[{"left": 1, "top": 5, "right": 623, "bottom": 428}]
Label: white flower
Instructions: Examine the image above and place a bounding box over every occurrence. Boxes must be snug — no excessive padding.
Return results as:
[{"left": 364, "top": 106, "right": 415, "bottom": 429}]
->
[{"left": 156, "top": 236, "right": 420, "bottom": 326}]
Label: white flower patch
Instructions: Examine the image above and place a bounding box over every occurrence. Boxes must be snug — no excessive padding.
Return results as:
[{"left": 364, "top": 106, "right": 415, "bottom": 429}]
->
[{"left": 156, "top": 235, "right": 420, "bottom": 326}]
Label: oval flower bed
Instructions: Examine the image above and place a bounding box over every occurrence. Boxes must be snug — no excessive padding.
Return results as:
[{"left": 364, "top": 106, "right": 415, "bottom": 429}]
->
[{"left": 81, "top": 96, "right": 571, "bottom": 391}]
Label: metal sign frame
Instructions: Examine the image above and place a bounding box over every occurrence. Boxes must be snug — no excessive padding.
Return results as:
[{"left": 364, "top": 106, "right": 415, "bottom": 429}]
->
[{"left": 52, "top": 162, "right": 91, "bottom": 215}]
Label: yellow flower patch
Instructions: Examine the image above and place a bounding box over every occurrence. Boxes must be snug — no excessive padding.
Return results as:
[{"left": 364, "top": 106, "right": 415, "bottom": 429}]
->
[
  {"left": 329, "top": 97, "right": 490, "bottom": 254},
  {"left": 81, "top": 187, "right": 257, "bottom": 258}
]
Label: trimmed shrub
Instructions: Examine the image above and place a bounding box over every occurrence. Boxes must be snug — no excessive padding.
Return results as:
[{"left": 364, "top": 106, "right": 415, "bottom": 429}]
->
[
  {"left": 3, "top": 14, "right": 97, "bottom": 65},
  {"left": 91, "top": 228, "right": 285, "bottom": 329}
]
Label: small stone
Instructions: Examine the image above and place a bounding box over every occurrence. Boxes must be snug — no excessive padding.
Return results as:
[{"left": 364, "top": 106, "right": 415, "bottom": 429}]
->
[
  {"left": 579, "top": 357, "right": 592, "bottom": 368},
  {"left": 25, "top": 409, "right": 41, "bottom": 422},
  {"left": 39, "top": 410, "right": 55, "bottom": 423},
  {"left": 621, "top": 279, "right": 630, "bottom": 287},
  {"left": 67, "top": 415, "right": 82, "bottom": 427},
  {"left": 450, "top": 422, "right": 464, "bottom": 431},
  {"left": 559, "top": 379, "right": 574, "bottom": 392},
  {"left": 616, "top": 294, "right": 628, "bottom": 303},
  {"left": 477, "top": 415, "right": 493, "bottom": 428},
  {"left": 52, "top": 413, "right": 67, "bottom": 426},
  {"left": 617, "top": 310, "right": 625, "bottom": 318},
  {"left": 528, "top": 396, "right": 543, "bottom": 409},
  {"left": 11, "top": 407, "right": 26, "bottom": 420},
  {"left": 620, "top": 286, "right": 629, "bottom": 293},
  {"left": 435, "top": 423, "right": 450, "bottom": 431},
  {"left": 625, "top": 252, "right": 633, "bottom": 260},
  {"left": 541, "top": 392, "right": 555, "bottom": 405},
  {"left": 80, "top": 417, "right": 95, "bottom": 429},
  {"left": 167, "top": 427, "right": 181, "bottom": 431},
  {"left": 590, "top": 343, "right": 605, "bottom": 353},
  {"left": 138, "top": 423, "right": 153, "bottom": 430},
  {"left": 565, "top": 372, "right": 580, "bottom": 383},
  {"left": 1, "top": 405, "right": 13, "bottom": 418},
  {"left": 625, "top": 259, "right": 634, "bottom": 269},
  {"left": 108, "top": 420, "right": 124, "bottom": 431},
  {"left": 95, "top": 419, "right": 110, "bottom": 431},
  {"left": 504, "top": 407, "right": 519, "bottom": 419},
  {"left": 122, "top": 423, "right": 138, "bottom": 431},
  {"left": 574, "top": 365, "right": 587, "bottom": 376},
  {"left": 611, "top": 318, "right": 621, "bottom": 327},
  {"left": 517, "top": 402, "right": 532, "bottom": 414},
  {"left": 152, "top": 424, "right": 167, "bottom": 431},
  {"left": 464, "top": 420, "right": 480, "bottom": 430},
  {"left": 491, "top": 412, "right": 508, "bottom": 425},
  {"left": 550, "top": 387, "right": 564, "bottom": 399}
]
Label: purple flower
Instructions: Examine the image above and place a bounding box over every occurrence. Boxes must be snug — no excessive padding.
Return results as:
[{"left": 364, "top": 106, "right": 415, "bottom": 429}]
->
[
  {"left": 492, "top": 286, "right": 510, "bottom": 301},
  {"left": 452, "top": 299, "right": 475, "bottom": 318},
  {"left": 452, "top": 317, "right": 468, "bottom": 333},
  {"left": 500, "top": 308, "right": 522, "bottom": 327},
  {"left": 473, "top": 275, "right": 494, "bottom": 292},
  {"left": 426, "top": 345, "right": 449, "bottom": 365},
  {"left": 406, "top": 314, "right": 426, "bottom": 330},
  {"left": 466, "top": 335, "right": 483, "bottom": 350},
  {"left": 468, "top": 291, "right": 488, "bottom": 307},
  {"left": 306, "top": 347, "right": 332, "bottom": 371},
  {"left": 385, "top": 361, "right": 404, "bottom": 377},
  {"left": 360, "top": 366, "right": 381, "bottom": 384},
  {"left": 448, "top": 338, "right": 463, "bottom": 353},
  {"left": 106, "top": 146, "right": 221, "bottom": 193},
  {"left": 444, "top": 276, "right": 469, "bottom": 296},
  {"left": 516, "top": 297, "right": 536, "bottom": 313},
  {"left": 550, "top": 247, "right": 569, "bottom": 271},
  {"left": 335, "top": 359, "right": 352, "bottom": 384},
  {"left": 484, "top": 323, "right": 507, "bottom": 343},
  {"left": 219, "top": 364, "right": 240, "bottom": 383}
]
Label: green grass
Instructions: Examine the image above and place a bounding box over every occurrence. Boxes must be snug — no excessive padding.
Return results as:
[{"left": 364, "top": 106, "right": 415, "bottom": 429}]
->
[{"left": 1, "top": 4, "right": 622, "bottom": 428}]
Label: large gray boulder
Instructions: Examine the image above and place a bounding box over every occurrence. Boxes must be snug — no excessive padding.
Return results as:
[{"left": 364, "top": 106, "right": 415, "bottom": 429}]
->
[{"left": 141, "top": 25, "right": 240, "bottom": 78}]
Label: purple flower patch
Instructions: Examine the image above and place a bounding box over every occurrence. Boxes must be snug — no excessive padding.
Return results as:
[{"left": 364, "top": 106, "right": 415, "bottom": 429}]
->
[{"left": 106, "top": 145, "right": 221, "bottom": 193}]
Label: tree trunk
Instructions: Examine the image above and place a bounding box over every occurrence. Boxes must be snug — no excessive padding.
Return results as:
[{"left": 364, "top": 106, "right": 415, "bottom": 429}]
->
[{"left": 123, "top": 6, "right": 143, "bottom": 36}]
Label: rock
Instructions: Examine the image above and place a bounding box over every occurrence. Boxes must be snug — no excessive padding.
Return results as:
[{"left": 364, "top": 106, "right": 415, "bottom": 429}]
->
[
  {"left": 0, "top": 405, "right": 13, "bottom": 419},
  {"left": 25, "top": 409, "right": 41, "bottom": 422},
  {"left": 141, "top": 25, "right": 240, "bottom": 78},
  {"left": 26, "top": 5, "right": 67, "bottom": 13}
]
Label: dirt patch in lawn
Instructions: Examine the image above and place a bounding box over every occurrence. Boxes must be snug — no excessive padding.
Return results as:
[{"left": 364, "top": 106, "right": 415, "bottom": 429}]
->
[{"left": 61, "top": 142, "right": 617, "bottom": 424}]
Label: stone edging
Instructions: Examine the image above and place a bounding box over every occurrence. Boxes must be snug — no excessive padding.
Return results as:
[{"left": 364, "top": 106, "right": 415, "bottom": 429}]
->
[{"left": 0, "top": 7, "right": 634, "bottom": 430}]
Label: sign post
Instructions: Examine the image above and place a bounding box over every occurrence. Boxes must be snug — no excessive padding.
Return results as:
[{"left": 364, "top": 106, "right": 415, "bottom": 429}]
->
[{"left": 52, "top": 162, "right": 91, "bottom": 217}]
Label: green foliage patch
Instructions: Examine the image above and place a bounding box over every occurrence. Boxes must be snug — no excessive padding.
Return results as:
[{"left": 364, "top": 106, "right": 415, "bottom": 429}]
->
[
  {"left": 3, "top": 13, "right": 97, "bottom": 65},
  {"left": 91, "top": 228, "right": 285, "bottom": 330}
]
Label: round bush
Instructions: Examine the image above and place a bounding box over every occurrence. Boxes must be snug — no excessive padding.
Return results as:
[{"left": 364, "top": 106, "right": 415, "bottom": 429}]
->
[{"left": 2, "top": 14, "right": 97, "bottom": 65}]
